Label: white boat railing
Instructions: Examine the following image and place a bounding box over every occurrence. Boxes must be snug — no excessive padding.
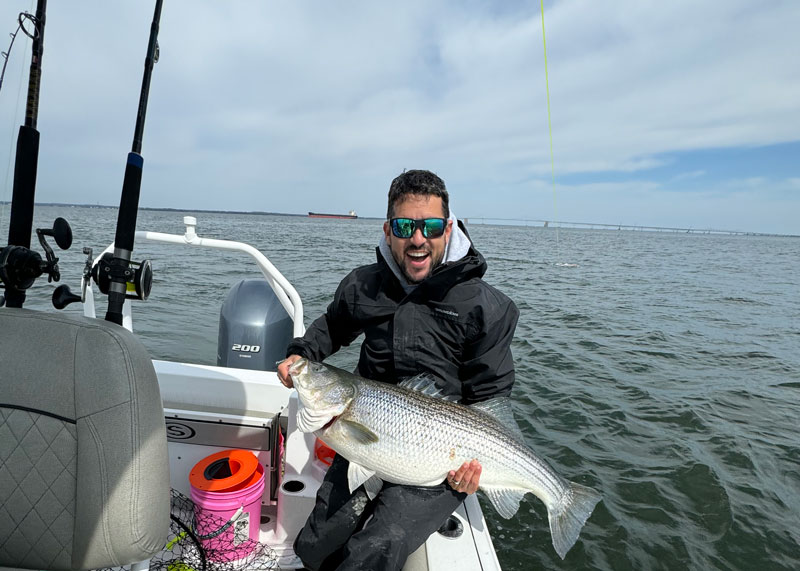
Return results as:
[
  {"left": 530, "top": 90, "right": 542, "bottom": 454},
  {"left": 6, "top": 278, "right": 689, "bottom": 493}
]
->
[{"left": 82, "top": 215, "right": 305, "bottom": 337}]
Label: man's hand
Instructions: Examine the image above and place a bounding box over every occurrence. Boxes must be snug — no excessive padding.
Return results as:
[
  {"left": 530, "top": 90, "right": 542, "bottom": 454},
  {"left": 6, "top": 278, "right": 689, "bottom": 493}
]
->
[
  {"left": 277, "top": 355, "right": 302, "bottom": 388},
  {"left": 447, "top": 459, "right": 482, "bottom": 495}
]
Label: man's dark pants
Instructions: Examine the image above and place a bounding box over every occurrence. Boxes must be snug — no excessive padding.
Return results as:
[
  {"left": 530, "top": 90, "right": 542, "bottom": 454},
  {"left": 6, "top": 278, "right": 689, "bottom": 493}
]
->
[{"left": 294, "top": 454, "right": 466, "bottom": 571}]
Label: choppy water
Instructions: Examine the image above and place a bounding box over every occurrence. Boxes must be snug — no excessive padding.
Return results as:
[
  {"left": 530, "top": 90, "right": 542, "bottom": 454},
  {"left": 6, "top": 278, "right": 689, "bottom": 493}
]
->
[{"left": 4, "top": 205, "right": 800, "bottom": 570}]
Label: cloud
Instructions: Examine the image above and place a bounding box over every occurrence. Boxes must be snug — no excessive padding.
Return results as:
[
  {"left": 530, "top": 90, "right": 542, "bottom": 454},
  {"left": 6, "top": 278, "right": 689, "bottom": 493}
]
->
[
  {"left": 0, "top": 0, "right": 797, "bottom": 234},
  {"left": 671, "top": 170, "right": 706, "bottom": 182}
]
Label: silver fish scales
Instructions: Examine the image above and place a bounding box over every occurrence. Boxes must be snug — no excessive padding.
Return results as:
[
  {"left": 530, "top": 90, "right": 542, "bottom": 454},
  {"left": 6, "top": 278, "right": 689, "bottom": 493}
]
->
[{"left": 290, "top": 358, "right": 601, "bottom": 559}]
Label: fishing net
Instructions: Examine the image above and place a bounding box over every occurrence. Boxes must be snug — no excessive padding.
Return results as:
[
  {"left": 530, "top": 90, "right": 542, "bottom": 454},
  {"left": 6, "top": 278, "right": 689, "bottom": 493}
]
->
[{"left": 96, "top": 489, "right": 279, "bottom": 571}]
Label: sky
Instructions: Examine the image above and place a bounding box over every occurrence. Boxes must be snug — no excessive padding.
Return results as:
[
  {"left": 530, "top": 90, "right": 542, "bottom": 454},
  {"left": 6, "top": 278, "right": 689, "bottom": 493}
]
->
[{"left": 0, "top": 0, "right": 798, "bottom": 235}]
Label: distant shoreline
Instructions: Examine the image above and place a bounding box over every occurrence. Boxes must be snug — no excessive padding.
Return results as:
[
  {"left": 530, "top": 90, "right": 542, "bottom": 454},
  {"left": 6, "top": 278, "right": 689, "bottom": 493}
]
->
[
  {"left": 3, "top": 202, "right": 797, "bottom": 237},
  {"left": 11, "top": 201, "right": 311, "bottom": 218},
  {"left": 0, "top": 201, "right": 383, "bottom": 221}
]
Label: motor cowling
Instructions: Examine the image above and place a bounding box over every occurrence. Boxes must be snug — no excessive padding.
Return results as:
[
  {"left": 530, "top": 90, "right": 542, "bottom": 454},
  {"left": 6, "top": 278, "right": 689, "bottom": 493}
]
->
[{"left": 217, "top": 279, "right": 294, "bottom": 370}]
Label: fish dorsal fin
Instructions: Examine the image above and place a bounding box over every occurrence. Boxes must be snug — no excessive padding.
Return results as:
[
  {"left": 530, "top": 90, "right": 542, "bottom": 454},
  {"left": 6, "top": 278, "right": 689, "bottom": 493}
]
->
[
  {"left": 347, "top": 461, "right": 383, "bottom": 499},
  {"left": 398, "top": 374, "right": 460, "bottom": 402},
  {"left": 340, "top": 419, "right": 380, "bottom": 445},
  {"left": 482, "top": 486, "right": 528, "bottom": 519},
  {"left": 469, "top": 398, "right": 526, "bottom": 441}
]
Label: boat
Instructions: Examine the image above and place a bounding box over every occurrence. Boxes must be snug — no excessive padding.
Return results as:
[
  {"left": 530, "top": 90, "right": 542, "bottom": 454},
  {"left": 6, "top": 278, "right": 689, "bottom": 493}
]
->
[
  {"left": 308, "top": 210, "right": 358, "bottom": 219},
  {"left": 97, "top": 216, "right": 501, "bottom": 569},
  {"left": 0, "top": 2, "right": 502, "bottom": 570},
  {"left": 3, "top": 217, "right": 502, "bottom": 571}
]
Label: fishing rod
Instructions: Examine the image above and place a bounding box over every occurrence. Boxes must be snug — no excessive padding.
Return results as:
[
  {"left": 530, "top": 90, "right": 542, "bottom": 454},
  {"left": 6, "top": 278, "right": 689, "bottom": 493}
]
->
[
  {"left": 0, "top": 11, "right": 34, "bottom": 94},
  {"left": 96, "top": 0, "right": 163, "bottom": 325},
  {"left": 0, "top": 0, "right": 74, "bottom": 309}
]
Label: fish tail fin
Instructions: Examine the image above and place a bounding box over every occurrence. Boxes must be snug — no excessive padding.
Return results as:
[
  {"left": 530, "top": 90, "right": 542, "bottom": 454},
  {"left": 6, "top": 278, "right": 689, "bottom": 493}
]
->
[{"left": 547, "top": 481, "right": 601, "bottom": 559}]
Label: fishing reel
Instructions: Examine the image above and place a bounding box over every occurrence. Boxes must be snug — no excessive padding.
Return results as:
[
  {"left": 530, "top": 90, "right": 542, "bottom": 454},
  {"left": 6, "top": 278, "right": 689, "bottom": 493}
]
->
[
  {"left": 91, "top": 252, "right": 153, "bottom": 301},
  {"left": 51, "top": 250, "right": 153, "bottom": 310},
  {"left": 0, "top": 217, "right": 72, "bottom": 307}
]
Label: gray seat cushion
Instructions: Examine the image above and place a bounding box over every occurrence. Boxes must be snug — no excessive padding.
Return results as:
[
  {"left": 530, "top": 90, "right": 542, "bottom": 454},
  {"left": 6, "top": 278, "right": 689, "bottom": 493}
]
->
[{"left": 0, "top": 308, "right": 169, "bottom": 570}]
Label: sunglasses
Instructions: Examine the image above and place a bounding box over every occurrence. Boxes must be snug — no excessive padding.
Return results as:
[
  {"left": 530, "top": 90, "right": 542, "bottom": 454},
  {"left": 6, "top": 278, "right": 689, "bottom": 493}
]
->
[{"left": 389, "top": 217, "right": 448, "bottom": 239}]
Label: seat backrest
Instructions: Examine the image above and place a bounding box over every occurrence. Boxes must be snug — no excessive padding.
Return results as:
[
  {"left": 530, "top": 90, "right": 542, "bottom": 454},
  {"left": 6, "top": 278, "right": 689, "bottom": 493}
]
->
[{"left": 0, "top": 308, "right": 169, "bottom": 570}]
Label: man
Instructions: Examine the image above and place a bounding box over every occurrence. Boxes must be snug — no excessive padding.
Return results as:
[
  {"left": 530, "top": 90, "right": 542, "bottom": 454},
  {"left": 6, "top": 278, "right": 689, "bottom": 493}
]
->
[{"left": 278, "top": 169, "right": 518, "bottom": 570}]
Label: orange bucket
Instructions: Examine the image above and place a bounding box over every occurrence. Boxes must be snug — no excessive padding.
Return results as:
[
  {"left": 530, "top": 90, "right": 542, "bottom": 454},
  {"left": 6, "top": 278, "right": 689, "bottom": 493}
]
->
[{"left": 314, "top": 438, "right": 336, "bottom": 467}]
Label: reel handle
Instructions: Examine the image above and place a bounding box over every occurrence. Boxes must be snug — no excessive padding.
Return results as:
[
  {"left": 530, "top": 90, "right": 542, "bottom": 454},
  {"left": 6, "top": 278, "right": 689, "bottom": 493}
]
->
[{"left": 52, "top": 284, "right": 81, "bottom": 309}]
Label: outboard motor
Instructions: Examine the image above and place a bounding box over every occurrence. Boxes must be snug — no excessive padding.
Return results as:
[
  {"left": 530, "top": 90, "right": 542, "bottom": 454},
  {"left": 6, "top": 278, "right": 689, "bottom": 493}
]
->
[{"left": 217, "top": 279, "right": 294, "bottom": 370}]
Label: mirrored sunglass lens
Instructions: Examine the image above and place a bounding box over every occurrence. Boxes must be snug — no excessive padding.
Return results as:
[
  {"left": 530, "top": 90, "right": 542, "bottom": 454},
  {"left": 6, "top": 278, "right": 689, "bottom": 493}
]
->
[
  {"left": 393, "top": 219, "right": 415, "bottom": 237},
  {"left": 423, "top": 219, "right": 445, "bottom": 237}
]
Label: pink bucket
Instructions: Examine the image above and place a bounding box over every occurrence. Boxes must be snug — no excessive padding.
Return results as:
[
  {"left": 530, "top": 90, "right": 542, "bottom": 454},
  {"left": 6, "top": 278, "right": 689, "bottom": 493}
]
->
[{"left": 189, "top": 450, "right": 265, "bottom": 562}]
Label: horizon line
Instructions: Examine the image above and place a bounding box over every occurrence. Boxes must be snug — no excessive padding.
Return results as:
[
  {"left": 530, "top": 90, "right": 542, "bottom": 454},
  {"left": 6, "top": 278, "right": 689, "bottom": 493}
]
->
[{"left": 3, "top": 201, "right": 797, "bottom": 238}]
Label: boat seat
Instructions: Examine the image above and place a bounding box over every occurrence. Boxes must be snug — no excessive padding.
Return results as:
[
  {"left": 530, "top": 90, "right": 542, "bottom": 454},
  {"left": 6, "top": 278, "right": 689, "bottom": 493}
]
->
[{"left": 0, "top": 308, "right": 170, "bottom": 570}]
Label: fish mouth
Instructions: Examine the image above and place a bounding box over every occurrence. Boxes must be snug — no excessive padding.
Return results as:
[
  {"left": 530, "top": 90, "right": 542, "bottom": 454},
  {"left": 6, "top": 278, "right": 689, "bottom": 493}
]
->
[{"left": 288, "top": 357, "right": 308, "bottom": 380}]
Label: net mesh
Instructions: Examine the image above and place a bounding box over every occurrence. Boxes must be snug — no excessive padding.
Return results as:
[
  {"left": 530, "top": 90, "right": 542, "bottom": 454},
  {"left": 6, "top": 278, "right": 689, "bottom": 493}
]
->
[{"left": 97, "top": 489, "right": 279, "bottom": 571}]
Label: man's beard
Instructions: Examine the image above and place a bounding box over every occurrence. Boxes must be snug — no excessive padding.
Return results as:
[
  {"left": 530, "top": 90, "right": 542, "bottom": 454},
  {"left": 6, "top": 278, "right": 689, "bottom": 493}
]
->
[{"left": 394, "top": 246, "right": 446, "bottom": 284}]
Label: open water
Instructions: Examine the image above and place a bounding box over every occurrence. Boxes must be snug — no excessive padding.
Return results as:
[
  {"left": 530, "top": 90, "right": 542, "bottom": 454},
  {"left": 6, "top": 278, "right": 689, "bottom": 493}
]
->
[{"left": 4, "top": 204, "right": 800, "bottom": 570}]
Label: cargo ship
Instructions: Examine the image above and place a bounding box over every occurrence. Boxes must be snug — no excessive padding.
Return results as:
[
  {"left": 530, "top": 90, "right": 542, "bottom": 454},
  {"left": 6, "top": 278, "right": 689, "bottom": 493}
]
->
[{"left": 308, "top": 210, "right": 358, "bottom": 219}]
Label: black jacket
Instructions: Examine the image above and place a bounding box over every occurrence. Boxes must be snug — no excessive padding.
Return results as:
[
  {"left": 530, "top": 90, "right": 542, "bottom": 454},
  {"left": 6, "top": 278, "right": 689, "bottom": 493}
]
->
[{"left": 287, "top": 239, "right": 518, "bottom": 404}]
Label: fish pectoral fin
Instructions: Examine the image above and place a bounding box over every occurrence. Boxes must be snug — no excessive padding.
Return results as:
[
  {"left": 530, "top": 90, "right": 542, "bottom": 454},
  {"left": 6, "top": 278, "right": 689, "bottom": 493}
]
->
[
  {"left": 482, "top": 486, "right": 528, "bottom": 519},
  {"left": 347, "top": 462, "right": 382, "bottom": 496},
  {"left": 340, "top": 420, "right": 380, "bottom": 445}
]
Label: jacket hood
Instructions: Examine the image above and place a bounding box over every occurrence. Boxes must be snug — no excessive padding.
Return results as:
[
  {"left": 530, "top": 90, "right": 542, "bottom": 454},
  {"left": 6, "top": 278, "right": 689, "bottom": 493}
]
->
[{"left": 377, "top": 218, "right": 487, "bottom": 297}]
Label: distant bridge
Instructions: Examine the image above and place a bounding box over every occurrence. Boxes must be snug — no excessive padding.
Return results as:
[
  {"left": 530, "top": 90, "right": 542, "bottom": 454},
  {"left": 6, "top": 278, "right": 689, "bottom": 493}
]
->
[{"left": 462, "top": 217, "right": 796, "bottom": 237}]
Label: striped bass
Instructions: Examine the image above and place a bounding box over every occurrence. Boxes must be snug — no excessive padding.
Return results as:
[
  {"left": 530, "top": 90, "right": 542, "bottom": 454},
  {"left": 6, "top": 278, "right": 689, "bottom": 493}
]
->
[{"left": 289, "top": 358, "right": 601, "bottom": 559}]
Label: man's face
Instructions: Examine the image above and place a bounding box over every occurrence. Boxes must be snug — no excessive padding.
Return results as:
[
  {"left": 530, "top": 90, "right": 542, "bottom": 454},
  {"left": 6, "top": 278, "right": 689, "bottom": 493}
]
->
[{"left": 383, "top": 194, "right": 453, "bottom": 284}]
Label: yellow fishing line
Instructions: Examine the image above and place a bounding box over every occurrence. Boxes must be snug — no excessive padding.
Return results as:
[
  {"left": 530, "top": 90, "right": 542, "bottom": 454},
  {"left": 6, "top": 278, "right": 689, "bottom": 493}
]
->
[
  {"left": 164, "top": 530, "right": 186, "bottom": 550},
  {"left": 540, "top": 0, "right": 560, "bottom": 248}
]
